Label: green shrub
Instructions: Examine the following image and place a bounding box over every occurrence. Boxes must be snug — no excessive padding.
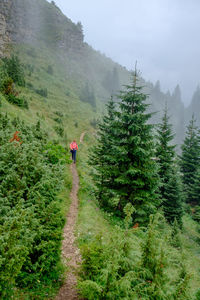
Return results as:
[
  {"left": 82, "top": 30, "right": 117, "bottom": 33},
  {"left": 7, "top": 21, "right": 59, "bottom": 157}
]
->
[
  {"left": 0, "top": 113, "right": 65, "bottom": 298},
  {"left": 0, "top": 77, "right": 14, "bottom": 95},
  {"left": 0, "top": 60, "right": 8, "bottom": 88},
  {"left": 196, "top": 289, "right": 200, "bottom": 299},
  {"left": 55, "top": 111, "right": 64, "bottom": 118},
  {"left": 6, "top": 94, "right": 29, "bottom": 109},
  {"left": 35, "top": 87, "right": 48, "bottom": 97},
  {"left": 78, "top": 214, "right": 190, "bottom": 299},
  {"left": 54, "top": 117, "right": 63, "bottom": 124},
  {"left": 26, "top": 81, "right": 34, "bottom": 89},
  {"left": 45, "top": 142, "right": 70, "bottom": 164},
  {"left": 25, "top": 64, "right": 35, "bottom": 77},
  {"left": 2, "top": 55, "right": 25, "bottom": 86},
  {"left": 54, "top": 125, "right": 64, "bottom": 137},
  {"left": 78, "top": 280, "right": 102, "bottom": 300},
  {"left": 192, "top": 206, "right": 200, "bottom": 223},
  {"left": 47, "top": 65, "right": 54, "bottom": 75}
]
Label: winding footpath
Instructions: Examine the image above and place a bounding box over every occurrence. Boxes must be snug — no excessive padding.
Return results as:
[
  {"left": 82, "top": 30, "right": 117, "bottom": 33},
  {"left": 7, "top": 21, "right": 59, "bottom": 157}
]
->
[{"left": 56, "top": 133, "right": 85, "bottom": 300}]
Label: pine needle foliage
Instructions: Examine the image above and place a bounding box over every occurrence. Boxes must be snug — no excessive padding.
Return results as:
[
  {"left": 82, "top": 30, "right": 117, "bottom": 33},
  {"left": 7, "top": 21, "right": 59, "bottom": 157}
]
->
[
  {"left": 78, "top": 213, "right": 190, "bottom": 300},
  {"left": 156, "top": 106, "right": 176, "bottom": 199},
  {"left": 0, "top": 113, "right": 68, "bottom": 298},
  {"left": 163, "top": 167, "right": 183, "bottom": 225},
  {"left": 89, "top": 96, "right": 118, "bottom": 210},
  {"left": 2, "top": 55, "right": 25, "bottom": 87},
  {"left": 113, "top": 71, "right": 160, "bottom": 224},
  {"left": 180, "top": 116, "right": 200, "bottom": 204},
  {"left": 90, "top": 71, "right": 160, "bottom": 224},
  {"left": 187, "top": 167, "right": 200, "bottom": 206}
]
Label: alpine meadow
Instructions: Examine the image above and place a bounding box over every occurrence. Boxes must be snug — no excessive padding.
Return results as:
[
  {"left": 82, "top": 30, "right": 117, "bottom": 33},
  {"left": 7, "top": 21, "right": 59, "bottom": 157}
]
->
[{"left": 0, "top": 0, "right": 200, "bottom": 299}]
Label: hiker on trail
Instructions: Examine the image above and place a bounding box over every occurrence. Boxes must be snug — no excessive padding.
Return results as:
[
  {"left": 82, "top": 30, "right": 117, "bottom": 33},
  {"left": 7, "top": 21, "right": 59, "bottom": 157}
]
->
[{"left": 70, "top": 140, "right": 78, "bottom": 163}]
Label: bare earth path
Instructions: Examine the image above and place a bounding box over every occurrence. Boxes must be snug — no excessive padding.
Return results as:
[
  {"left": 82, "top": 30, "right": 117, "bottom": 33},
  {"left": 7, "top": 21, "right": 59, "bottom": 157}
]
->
[
  {"left": 55, "top": 133, "right": 85, "bottom": 300},
  {"left": 80, "top": 132, "right": 86, "bottom": 143}
]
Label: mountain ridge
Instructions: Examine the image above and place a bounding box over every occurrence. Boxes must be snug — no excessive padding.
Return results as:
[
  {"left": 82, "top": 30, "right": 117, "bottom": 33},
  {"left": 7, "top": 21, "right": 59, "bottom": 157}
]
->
[{"left": 0, "top": 0, "right": 191, "bottom": 145}]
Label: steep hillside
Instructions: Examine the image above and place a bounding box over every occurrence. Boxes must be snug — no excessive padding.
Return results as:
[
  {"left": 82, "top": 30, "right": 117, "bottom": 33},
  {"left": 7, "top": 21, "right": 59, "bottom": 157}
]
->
[
  {"left": 0, "top": 0, "right": 185, "bottom": 146},
  {"left": 1, "top": 1, "right": 200, "bottom": 299}
]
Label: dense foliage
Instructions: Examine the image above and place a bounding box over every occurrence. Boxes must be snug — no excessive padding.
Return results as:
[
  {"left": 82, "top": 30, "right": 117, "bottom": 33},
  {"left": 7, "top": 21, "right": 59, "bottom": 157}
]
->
[
  {"left": 89, "top": 97, "right": 118, "bottom": 209},
  {"left": 0, "top": 113, "right": 68, "bottom": 298},
  {"left": 156, "top": 107, "right": 183, "bottom": 225},
  {"left": 0, "top": 56, "right": 28, "bottom": 108},
  {"left": 78, "top": 214, "right": 190, "bottom": 299},
  {"left": 90, "top": 72, "right": 159, "bottom": 224},
  {"left": 180, "top": 116, "right": 200, "bottom": 204},
  {"left": 2, "top": 55, "right": 25, "bottom": 87}
]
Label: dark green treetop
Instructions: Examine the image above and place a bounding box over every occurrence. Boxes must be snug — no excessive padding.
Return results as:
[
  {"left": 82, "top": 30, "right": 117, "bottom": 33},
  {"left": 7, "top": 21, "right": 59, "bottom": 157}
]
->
[{"left": 111, "top": 70, "right": 160, "bottom": 224}]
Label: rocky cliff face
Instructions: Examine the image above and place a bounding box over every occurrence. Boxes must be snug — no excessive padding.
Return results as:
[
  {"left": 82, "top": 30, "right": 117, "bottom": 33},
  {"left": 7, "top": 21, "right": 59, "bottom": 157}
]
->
[
  {"left": 0, "top": 0, "right": 12, "bottom": 56},
  {"left": 0, "top": 0, "right": 84, "bottom": 56}
]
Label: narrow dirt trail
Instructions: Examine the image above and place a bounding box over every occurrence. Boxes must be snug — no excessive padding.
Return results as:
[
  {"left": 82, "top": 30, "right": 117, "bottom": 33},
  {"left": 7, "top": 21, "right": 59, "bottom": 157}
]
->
[
  {"left": 80, "top": 132, "right": 86, "bottom": 143},
  {"left": 55, "top": 133, "right": 85, "bottom": 300}
]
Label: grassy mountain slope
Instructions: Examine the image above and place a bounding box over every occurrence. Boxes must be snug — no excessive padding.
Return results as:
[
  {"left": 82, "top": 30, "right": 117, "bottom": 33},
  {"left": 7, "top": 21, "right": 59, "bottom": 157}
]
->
[
  {"left": 0, "top": 0, "right": 186, "bottom": 145},
  {"left": 1, "top": 0, "right": 200, "bottom": 298}
]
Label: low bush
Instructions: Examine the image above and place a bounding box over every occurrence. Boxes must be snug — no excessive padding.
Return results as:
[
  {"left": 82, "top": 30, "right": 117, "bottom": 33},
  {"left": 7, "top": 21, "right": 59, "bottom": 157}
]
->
[
  {"left": 0, "top": 77, "right": 14, "bottom": 95},
  {"left": 78, "top": 214, "right": 190, "bottom": 299},
  {"left": 54, "top": 117, "right": 63, "bottom": 124},
  {"left": 0, "top": 113, "right": 67, "bottom": 298},
  {"left": 6, "top": 94, "right": 29, "bottom": 109},
  {"left": 35, "top": 87, "right": 48, "bottom": 97},
  {"left": 2, "top": 55, "right": 25, "bottom": 87},
  {"left": 192, "top": 206, "right": 200, "bottom": 223},
  {"left": 54, "top": 111, "right": 64, "bottom": 118},
  {"left": 45, "top": 142, "right": 70, "bottom": 164},
  {"left": 54, "top": 125, "right": 64, "bottom": 137},
  {"left": 47, "top": 65, "right": 54, "bottom": 75}
]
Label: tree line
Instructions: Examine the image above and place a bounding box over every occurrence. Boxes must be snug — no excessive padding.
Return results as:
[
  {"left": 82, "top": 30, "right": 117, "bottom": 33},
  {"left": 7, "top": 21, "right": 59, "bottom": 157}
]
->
[{"left": 90, "top": 70, "right": 200, "bottom": 228}]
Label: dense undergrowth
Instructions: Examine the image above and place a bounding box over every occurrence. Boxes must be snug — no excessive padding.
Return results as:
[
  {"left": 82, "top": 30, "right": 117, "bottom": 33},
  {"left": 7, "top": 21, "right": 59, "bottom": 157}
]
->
[
  {"left": 0, "top": 113, "right": 72, "bottom": 299},
  {"left": 77, "top": 133, "right": 200, "bottom": 300},
  {"left": 0, "top": 36, "right": 199, "bottom": 299}
]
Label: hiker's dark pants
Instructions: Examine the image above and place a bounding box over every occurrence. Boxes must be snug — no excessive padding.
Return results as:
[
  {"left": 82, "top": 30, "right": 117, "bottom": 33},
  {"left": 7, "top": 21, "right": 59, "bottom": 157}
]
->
[{"left": 72, "top": 150, "right": 77, "bottom": 162}]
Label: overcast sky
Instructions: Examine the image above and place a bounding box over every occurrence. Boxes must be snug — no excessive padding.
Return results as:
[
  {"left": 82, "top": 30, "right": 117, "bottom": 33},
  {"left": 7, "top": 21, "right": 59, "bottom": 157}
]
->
[{"left": 48, "top": 0, "right": 200, "bottom": 106}]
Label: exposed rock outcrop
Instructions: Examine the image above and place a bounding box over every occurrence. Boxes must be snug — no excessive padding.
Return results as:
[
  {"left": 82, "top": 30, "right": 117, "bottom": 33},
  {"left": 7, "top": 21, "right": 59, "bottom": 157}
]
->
[{"left": 0, "top": 0, "right": 84, "bottom": 56}]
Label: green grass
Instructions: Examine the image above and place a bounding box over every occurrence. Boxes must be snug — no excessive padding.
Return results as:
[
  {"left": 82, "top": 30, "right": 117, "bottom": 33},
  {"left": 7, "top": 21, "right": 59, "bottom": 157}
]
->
[{"left": 1, "top": 43, "right": 100, "bottom": 144}]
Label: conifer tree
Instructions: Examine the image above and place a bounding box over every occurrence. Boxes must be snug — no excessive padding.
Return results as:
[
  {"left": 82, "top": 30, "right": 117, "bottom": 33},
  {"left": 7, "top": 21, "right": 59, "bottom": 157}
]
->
[
  {"left": 89, "top": 97, "right": 117, "bottom": 209},
  {"left": 110, "top": 70, "right": 159, "bottom": 224},
  {"left": 187, "top": 167, "right": 200, "bottom": 206},
  {"left": 163, "top": 167, "right": 183, "bottom": 225},
  {"left": 180, "top": 116, "right": 200, "bottom": 203},
  {"left": 155, "top": 107, "right": 183, "bottom": 225},
  {"left": 156, "top": 106, "right": 175, "bottom": 199}
]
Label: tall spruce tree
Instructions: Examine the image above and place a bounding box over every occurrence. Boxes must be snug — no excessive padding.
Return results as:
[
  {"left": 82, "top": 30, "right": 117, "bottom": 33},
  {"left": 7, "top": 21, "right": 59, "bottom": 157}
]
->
[
  {"left": 180, "top": 116, "right": 200, "bottom": 203},
  {"left": 110, "top": 70, "right": 160, "bottom": 224},
  {"left": 156, "top": 106, "right": 175, "bottom": 197},
  {"left": 89, "top": 97, "right": 117, "bottom": 209},
  {"left": 155, "top": 107, "right": 182, "bottom": 224}
]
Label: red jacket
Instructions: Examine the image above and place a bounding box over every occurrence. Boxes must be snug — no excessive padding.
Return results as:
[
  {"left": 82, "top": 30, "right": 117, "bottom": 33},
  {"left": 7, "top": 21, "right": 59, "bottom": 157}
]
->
[{"left": 70, "top": 142, "right": 78, "bottom": 150}]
